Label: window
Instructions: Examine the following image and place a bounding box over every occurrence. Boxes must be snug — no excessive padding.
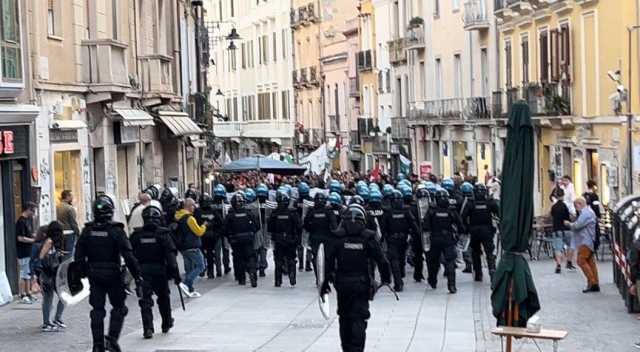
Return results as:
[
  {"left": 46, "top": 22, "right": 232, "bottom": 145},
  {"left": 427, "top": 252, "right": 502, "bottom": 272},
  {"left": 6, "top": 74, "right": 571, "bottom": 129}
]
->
[
  {"left": 378, "top": 71, "right": 384, "bottom": 93},
  {"left": 233, "top": 97, "right": 238, "bottom": 121},
  {"left": 272, "top": 92, "right": 278, "bottom": 119},
  {"left": 550, "top": 29, "right": 560, "bottom": 81},
  {"left": 229, "top": 49, "right": 236, "bottom": 71},
  {"left": 559, "top": 23, "right": 571, "bottom": 81},
  {"left": 272, "top": 32, "right": 277, "bottom": 62},
  {"left": 282, "top": 29, "right": 287, "bottom": 58},
  {"left": 539, "top": 30, "right": 549, "bottom": 82},
  {"left": 249, "top": 40, "right": 254, "bottom": 68},
  {"left": 282, "top": 91, "right": 290, "bottom": 120},
  {"left": 435, "top": 58, "right": 443, "bottom": 98},
  {"left": 241, "top": 43, "right": 246, "bottom": 69},
  {"left": 434, "top": 0, "right": 440, "bottom": 17},
  {"left": 481, "top": 48, "right": 488, "bottom": 97},
  {"left": 230, "top": 0, "right": 234, "bottom": 17},
  {"left": 505, "top": 40, "right": 512, "bottom": 87},
  {"left": 218, "top": 0, "right": 223, "bottom": 21},
  {"left": 1, "top": 0, "right": 21, "bottom": 81},
  {"left": 454, "top": 54, "right": 462, "bottom": 98},
  {"left": 258, "top": 92, "right": 271, "bottom": 120},
  {"left": 334, "top": 84, "right": 340, "bottom": 130},
  {"left": 47, "top": 0, "right": 62, "bottom": 37},
  {"left": 452, "top": 0, "right": 460, "bottom": 11},
  {"left": 419, "top": 61, "right": 426, "bottom": 100},
  {"left": 521, "top": 35, "right": 529, "bottom": 84},
  {"left": 258, "top": 39, "right": 262, "bottom": 65},
  {"left": 262, "top": 35, "right": 268, "bottom": 64},
  {"left": 386, "top": 69, "right": 391, "bottom": 92},
  {"left": 112, "top": 0, "right": 118, "bottom": 39}
]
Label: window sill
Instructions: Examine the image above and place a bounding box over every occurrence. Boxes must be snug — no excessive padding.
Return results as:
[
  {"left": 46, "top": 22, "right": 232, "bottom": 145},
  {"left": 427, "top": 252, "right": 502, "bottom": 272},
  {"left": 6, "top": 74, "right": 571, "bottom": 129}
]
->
[{"left": 47, "top": 35, "right": 63, "bottom": 42}]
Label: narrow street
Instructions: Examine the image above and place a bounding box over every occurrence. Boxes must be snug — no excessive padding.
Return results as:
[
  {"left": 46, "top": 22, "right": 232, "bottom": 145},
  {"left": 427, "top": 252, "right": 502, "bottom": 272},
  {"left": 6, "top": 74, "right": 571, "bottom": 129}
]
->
[{"left": 1, "top": 257, "right": 636, "bottom": 352}]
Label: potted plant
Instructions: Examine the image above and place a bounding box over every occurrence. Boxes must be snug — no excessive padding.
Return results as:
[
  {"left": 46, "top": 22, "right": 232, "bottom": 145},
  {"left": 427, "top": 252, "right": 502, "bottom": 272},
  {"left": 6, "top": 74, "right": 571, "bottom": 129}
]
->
[{"left": 409, "top": 16, "right": 424, "bottom": 29}]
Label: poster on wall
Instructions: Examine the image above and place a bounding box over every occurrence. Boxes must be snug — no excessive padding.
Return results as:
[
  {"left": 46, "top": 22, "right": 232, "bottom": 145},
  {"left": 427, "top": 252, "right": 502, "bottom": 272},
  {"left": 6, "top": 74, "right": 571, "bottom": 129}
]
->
[{"left": 419, "top": 161, "right": 433, "bottom": 178}]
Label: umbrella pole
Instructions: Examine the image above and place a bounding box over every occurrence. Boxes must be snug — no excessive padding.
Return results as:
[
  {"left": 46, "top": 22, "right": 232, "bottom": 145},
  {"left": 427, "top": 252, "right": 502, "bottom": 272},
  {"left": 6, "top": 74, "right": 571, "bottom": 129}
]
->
[{"left": 505, "top": 279, "right": 520, "bottom": 352}]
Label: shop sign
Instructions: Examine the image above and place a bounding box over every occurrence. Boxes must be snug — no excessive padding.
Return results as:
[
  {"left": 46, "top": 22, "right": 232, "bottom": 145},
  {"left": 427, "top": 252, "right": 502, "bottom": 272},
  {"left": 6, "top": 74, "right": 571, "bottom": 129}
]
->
[
  {"left": 0, "top": 130, "right": 14, "bottom": 155},
  {"left": 50, "top": 129, "right": 78, "bottom": 143},
  {"left": 419, "top": 161, "right": 432, "bottom": 178}
]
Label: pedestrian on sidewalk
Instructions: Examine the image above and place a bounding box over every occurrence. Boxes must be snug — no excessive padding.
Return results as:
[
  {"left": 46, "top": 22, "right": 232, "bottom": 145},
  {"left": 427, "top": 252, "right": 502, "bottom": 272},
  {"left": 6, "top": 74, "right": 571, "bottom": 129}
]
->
[
  {"left": 56, "top": 190, "right": 80, "bottom": 254},
  {"left": 128, "top": 192, "right": 151, "bottom": 235},
  {"left": 37, "top": 222, "right": 67, "bottom": 332},
  {"left": 550, "top": 188, "right": 572, "bottom": 274},
  {"left": 175, "top": 198, "right": 207, "bottom": 297},
  {"left": 565, "top": 197, "right": 600, "bottom": 293},
  {"left": 16, "top": 202, "right": 37, "bottom": 304}
]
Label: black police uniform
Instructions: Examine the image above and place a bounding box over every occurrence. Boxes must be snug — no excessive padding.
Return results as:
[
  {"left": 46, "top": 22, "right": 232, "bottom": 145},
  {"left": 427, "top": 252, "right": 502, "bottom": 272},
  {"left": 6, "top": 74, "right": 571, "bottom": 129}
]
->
[
  {"left": 222, "top": 207, "right": 259, "bottom": 286},
  {"left": 268, "top": 207, "right": 302, "bottom": 286},
  {"left": 303, "top": 204, "right": 338, "bottom": 278},
  {"left": 212, "top": 200, "right": 232, "bottom": 276},
  {"left": 365, "top": 202, "right": 386, "bottom": 281},
  {"left": 461, "top": 198, "right": 499, "bottom": 281},
  {"left": 296, "top": 197, "right": 314, "bottom": 271},
  {"left": 254, "top": 199, "right": 270, "bottom": 276},
  {"left": 323, "top": 220, "right": 391, "bottom": 352},
  {"left": 405, "top": 199, "right": 426, "bottom": 282},
  {"left": 74, "top": 220, "right": 141, "bottom": 351},
  {"left": 423, "top": 205, "right": 463, "bottom": 293},
  {"left": 196, "top": 201, "right": 222, "bottom": 278},
  {"left": 381, "top": 205, "right": 418, "bottom": 291},
  {"left": 130, "top": 223, "right": 180, "bottom": 336}
]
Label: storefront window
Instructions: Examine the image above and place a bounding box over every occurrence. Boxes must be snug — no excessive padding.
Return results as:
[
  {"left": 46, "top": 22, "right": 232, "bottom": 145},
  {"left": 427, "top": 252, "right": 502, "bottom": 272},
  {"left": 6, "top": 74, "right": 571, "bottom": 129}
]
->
[
  {"left": 54, "top": 151, "right": 84, "bottom": 224},
  {"left": 476, "top": 143, "right": 493, "bottom": 183}
]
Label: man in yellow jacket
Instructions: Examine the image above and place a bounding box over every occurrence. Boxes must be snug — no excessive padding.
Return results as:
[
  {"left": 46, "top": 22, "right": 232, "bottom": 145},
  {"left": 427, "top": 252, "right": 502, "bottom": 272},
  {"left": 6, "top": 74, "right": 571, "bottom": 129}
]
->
[{"left": 175, "top": 198, "right": 207, "bottom": 298}]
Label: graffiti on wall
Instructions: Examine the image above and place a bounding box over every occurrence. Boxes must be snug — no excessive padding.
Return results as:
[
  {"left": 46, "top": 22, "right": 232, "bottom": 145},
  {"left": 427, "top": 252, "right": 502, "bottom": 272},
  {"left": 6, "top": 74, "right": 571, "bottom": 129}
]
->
[
  {"left": 38, "top": 157, "right": 52, "bottom": 224},
  {"left": 82, "top": 157, "right": 92, "bottom": 221}
]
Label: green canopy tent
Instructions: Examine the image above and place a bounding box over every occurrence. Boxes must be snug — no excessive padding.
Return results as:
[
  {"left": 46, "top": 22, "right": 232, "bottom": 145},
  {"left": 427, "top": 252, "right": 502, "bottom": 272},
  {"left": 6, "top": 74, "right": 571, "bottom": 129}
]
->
[{"left": 491, "top": 102, "right": 540, "bottom": 346}]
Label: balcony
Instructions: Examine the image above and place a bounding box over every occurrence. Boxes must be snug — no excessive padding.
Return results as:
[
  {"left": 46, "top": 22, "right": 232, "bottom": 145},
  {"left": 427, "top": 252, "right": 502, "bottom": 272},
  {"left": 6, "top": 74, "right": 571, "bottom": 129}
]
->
[
  {"left": 349, "top": 77, "right": 359, "bottom": 97},
  {"left": 371, "top": 136, "right": 389, "bottom": 154},
  {"left": 493, "top": 82, "right": 572, "bottom": 117},
  {"left": 464, "top": 0, "right": 490, "bottom": 31},
  {"left": 329, "top": 115, "right": 340, "bottom": 133},
  {"left": 138, "top": 54, "right": 174, "bottom": 96},
  {"left": 357, "top": 50, "right": 374, "bottom": 71},
  {"left": 300, "top": 128, "right": 323, "bottom": 146},
  {"left": 290, "top": 9, "right": 300, "bottom": 28},
  {"left": 388, "top": 38, "right": 407, "bottom": 65},
  {"left": 243, "top": 120, "right": 295, "bottom": 139},
  {"left": 391, "top": 117, "right": 410, "bottom": 140},
  {"left": 409, "top": 97, "right": 492, "bottom": 122},
  {"left": 213, "top": 121, "right": 244, "bottom": 138},
  {"left": 309, "top": 67, "right": 320, "bottom": 86},
  {"left": 507, "top": 0, "right": 534, "bottom": 15},
  {"left": 307, "top": 3, "right": 318, "bottom": 23},
  {"left": 349, "top": 130, "right": 361, "bottom": 150},
  {"left": 298, "top": 7, "right": 308, "bottom": 26},
  {"left": 406, "top": 26, "right": 425, "bottom": 50},
  {"left": 494, "top": 0, "right": 516, "bottom": 20},
  {"left": 357, "top": 117, "right": 375, "bottom": 141},
  {"left": 299, "top": 68, "right": 309, "bottom": 86},
  {"left": 292, "top": 70, "right": 300, "bottom": 89},
  {"left": 81, "top": 39, "right": 129, "bottom": 92}
]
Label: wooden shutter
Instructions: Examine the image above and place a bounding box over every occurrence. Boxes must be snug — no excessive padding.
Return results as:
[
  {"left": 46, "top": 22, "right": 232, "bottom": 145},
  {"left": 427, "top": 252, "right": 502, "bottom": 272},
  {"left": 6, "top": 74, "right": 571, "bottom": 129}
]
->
[
  {"left": 522, "top": 37, "right": 529, "bottom": 84},
  {"left": 540, "top": 31, "right": 549, "bottom": 82},
  {"left": 560, "top": 24, "right": 571, "bottom": 82},
  {"left": 550, "top": 29, "right": 560, "bottom": 81}
]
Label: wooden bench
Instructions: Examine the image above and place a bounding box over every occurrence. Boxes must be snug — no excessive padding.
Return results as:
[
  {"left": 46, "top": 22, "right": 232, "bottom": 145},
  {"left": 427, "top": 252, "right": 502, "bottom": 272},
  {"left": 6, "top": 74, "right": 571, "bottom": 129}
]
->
[{"left": 491, "top": 326, "right": 568, "bottom": 352}]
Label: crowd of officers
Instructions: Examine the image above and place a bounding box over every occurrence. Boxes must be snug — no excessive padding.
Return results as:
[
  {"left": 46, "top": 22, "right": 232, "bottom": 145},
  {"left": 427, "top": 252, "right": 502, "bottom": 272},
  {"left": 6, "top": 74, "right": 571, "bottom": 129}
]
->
[{"left": 71, "top": 173, "right": 500, "bottom": 352}]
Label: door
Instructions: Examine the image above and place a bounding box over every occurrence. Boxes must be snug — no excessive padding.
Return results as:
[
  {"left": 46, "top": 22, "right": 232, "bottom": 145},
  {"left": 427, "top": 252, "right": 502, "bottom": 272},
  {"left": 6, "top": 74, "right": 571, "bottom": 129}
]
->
[{"left": 54, "top": 150, "right": 85, "bottom": 226}]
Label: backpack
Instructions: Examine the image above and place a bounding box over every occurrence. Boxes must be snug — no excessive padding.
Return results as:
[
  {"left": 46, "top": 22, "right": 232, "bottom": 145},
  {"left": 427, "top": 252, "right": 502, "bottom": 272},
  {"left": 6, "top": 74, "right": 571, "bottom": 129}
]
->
[{"left": 170, "top": 216, "right": 189, "bottom": 251}]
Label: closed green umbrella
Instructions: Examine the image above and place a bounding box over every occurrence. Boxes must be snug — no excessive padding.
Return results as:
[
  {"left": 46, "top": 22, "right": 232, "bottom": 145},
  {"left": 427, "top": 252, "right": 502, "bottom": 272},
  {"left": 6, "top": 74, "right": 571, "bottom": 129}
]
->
[{"left": 491, "top": 102, "right": 540, "bottom": 329}]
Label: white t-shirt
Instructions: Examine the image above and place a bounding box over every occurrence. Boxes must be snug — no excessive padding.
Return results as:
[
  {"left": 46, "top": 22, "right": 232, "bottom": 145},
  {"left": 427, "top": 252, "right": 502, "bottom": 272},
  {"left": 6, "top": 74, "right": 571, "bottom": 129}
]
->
[{"left": 562, "top": 183, "right": 576, "bottom": 216}]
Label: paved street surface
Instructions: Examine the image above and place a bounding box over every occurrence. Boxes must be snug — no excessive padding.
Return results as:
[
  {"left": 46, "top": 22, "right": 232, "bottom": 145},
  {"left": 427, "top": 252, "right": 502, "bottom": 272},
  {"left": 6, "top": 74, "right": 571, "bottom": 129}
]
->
[{"left": 1, "top": 257, "right": 638, "bottom": 352}]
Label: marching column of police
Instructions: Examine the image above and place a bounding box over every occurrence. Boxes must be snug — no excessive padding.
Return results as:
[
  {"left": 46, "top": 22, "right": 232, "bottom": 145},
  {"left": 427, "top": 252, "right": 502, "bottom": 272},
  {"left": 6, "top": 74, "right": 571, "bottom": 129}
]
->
[{"left": 72, "top": 174, "right": 499, "bottom": 352}]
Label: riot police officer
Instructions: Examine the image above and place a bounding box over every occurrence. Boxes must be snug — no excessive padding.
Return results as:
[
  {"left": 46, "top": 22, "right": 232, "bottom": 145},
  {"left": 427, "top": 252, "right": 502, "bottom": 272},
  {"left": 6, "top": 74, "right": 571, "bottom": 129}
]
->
[
  {"left": 381, "top": 190, "right": 418, "bottom": 292},
  {"left": 212, "top": 185, "right": 231, "bottom": 277},
  {"left": 296, "top": 182, "right": 313, "bottom": 272},
  {"left": 458, "top": 182, "right": 475, "bottom": 274},
  {"left": 222, "top": 193, "right": 260, "bottom": 287},
  {"left": 74, "top": 195, "right": 142, "bottom": 352},
  {"left": 196, "top": 194, "right": 218, "bottom": 279},
  {"left": 303, "top": 192, "right": 337, "bottom": 280},
  {"left": 381, "top": 184, "right": 395, "bottom": 211},
  {"left": 130, "top": 206, "right": 181, "bottom": 339},
  {"left": 461, "top": 183, "right": 499, "bottom": 282},
  {"left": 321, "top": 204, "right": 391, "bottom": 352},
  {"left": 268, "top": 191, "right": 302, "bottom": 287},
  {"left": 255, "top": 184, "right": 270, "bottom": 277},
  {"left": 424, "top": 190, "right": 463, "bottom": 294},
  {"left": 328, "top": 192, "right": 346, "bottom": 223},
  {"left": 365, "top": 190, "right": 385, "bottom": 238}
]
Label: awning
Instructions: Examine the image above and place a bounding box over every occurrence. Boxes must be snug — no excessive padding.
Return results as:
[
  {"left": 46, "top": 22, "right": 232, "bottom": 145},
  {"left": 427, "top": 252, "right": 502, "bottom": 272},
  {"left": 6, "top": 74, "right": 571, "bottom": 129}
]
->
[
  {"left": 270, "top": 138, "right": 282, "bottom": 146},
  {"left": 188, "top": 136, "right": 207, "bottom": 148},
  {"left": 113, "top": 109, "right": 155, "bottom": 127},
  {"left": 158, "top": 111, "right": 203, "bottom": 136},
  {"left": 49, "top": 119, "right": 87, "bottom": 130}
]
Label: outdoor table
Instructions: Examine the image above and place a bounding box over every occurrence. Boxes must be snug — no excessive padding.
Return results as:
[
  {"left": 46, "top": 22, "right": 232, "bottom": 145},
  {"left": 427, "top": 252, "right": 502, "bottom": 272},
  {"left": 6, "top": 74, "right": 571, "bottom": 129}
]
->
[{"left": 491, "top": 326, "right": 568, "bottom": 352}]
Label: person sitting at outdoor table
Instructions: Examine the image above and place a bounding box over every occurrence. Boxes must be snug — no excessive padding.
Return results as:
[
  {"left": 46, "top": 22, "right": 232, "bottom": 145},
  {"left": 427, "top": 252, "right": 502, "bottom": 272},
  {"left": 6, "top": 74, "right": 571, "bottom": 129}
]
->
[{"left": 564, "top": 197, "right": 599, "bottom": 293}]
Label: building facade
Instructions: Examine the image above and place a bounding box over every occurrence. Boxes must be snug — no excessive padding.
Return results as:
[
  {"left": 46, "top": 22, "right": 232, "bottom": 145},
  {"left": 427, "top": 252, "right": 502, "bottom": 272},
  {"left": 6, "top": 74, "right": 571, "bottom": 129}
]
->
[{"left": 208, "top": 0, "right": 295, "bottom": 161}]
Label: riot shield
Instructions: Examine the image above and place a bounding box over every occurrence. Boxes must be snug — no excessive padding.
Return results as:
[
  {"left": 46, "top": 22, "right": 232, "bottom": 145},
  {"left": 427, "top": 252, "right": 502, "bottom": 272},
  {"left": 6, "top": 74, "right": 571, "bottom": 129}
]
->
[
  {"left": 55, "top": 257, "right": 90, "bottom": 306},
  {"left": 316, "top": 243, "right": 331, "bottom": 320},
  {"left": 301, "top": 200, "right": 314, "bottom": 247},
  {"left": 417, "top": 198, "right": 431, "bottom": 252}
]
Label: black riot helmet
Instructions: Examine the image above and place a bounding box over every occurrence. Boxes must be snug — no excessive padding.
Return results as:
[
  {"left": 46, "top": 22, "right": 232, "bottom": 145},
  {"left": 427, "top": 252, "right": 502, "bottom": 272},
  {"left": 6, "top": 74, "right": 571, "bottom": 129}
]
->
[
  {"left": 391, "top": 190, "right": 404, "bottom": 210},
  {"left": 276, "top": 191, "right": 290, "bottom": 209},
  {"left": 231, "top": 192, "right": 246, "bottom": 211},
  {"left": 160, "top": 188, "right": 175, "bottom": 206},
  {"left": 349, "top": 195, "right": 366, "bottom": 207},
  {"left": 435, "top": 189, "right": 450, "bottom": 209},
  {"left": 199, "top": 193, "right": 214, "bottom": 209},
  {"left": 314, "top": 192, "right": 328, "bottom": 209},
  {"left": 93, "top": 194, "right": 115, "bottom": 223},
  {"left": 474, "top": 183, "right": 488, "bottom": 201},
  {"left": 185, "top": 188, "right": 198, "bottom": 202},
  {"left": 142, "top": 205, "right": 164, "bottom": 227},
  {"left": 343, "top": 204, "right": 367, "bottom": 235}
]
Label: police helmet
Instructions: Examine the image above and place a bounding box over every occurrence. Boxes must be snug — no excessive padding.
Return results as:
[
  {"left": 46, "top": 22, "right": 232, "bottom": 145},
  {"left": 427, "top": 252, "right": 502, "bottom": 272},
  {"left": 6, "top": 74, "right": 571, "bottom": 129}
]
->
[
  {"left": 199, "top": 193, "right": 213, "bottom": 208},
  {"left": 474, "top": 183, "right": 488, "bottom": 201},
  {"left": 328, "top": 192, "right": 342, "bottom": 206},
  {"left": 329, "top": 180, "right": 342, "bottom": 194},
  {"left": 435, "top": 189, "right": 450, "bottom": 208},
  {"left": 276, "top": 191, "right": 290, "bottom": 208},
  {"left": 461, "top": 182, "right": 474, "bottom": 197},
  {"left": 398, "top": 179, "right": 412, "bottom": 188},
  {"left": 144, "top": 185, "right": 161, "bottom": 200},
  {"left": 369, "top": 183, "right": 380, "bottom": 191},
  {"left": 185, "top": 189, "right": 198, "bottom": 201},
  {"left": 425, "top": 181, "right": 437, "bottom": 194},
  {"left": 256, "top": 183, "right": 269, "bottom": 198},
  {"left": 369, "top": 190, "right": 383, "bottom": 203},
  {"left": 382, "top": 184, "right": 395, "bottom": 197},
  {"left": 93, "top": 194, "right": 115, "bottom": 222},
  {"left": 244, "top": 189, "right": 257, "bottom": 203},
  {"left": 416, "top": 184, "right": 429, "bottom": 199},
  {"left": 441, "top": 178, "right": 455, "bottom": 192},
  {"left": 160, "top": 188, "right": 175, "bottom": 204},
  {"left": 397, "top": 173, "right": 406, "bottom": 181},
  {"left": 349, "top": 195, "right": 366, "bottom": 207},
  {"left": 391, "top": 190, "right": 404, "bottom": 209},
  {"left": 231, "top": 192, "right": 246, "bottom": 210},
  {"left": 142, "top": 205, "right": 164, "bottom": 226},
  {"left": 356, "top": 180, "right": 367, "bottom": 189},
  {"left": 344, "top": 204, "right": 367, "bottom": 224},
  {"left": 298, "top": 182, "right": 310, "bottom": 197},
  {"left": 357, "top": 186, "right": 370, "bottom": 201},
  {"left": 213, "top": 184, "right": 227, "bottom": 198},
  {"left": 399, "top": 185, "right": 413, "bottom": 200},
  {"left": 314, "top": 192, "right": 328, "bottom": 208}
]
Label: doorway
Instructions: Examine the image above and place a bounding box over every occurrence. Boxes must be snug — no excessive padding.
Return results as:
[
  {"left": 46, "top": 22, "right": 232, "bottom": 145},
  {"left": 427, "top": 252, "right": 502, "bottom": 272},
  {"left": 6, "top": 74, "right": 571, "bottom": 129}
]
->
[{"left": 54, "top": 150, "right": 85, "bottom": 225}]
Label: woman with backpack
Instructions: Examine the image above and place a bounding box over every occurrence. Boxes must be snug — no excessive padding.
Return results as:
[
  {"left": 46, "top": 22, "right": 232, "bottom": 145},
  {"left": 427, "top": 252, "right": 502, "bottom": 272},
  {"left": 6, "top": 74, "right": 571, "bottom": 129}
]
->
[{"left": 37, "top": 221, "right": 67, "bottom": 332}]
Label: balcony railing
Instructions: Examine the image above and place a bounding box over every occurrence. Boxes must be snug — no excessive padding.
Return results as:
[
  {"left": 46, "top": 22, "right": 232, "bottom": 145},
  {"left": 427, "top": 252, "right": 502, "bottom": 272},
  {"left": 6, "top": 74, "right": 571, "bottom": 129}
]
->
[
  {"left": 391, "top": 117, "right": 410, "bottom": 140},
  {"left": 138, "top": 54, "right": 174, "bottom": 95},
  {"left": 290, "top": 9, "right": 299, "bottom": 28},
  {"left": 357, "top": 117, "right": 375, "bottom": 141},
  {"left": 493, "top": 82, "right": 572, "bottom": 117},
  {"left": 300, "top": 68, "right": 308, "bottom": 85},
  {"left": 388, "top": 38, "right": 407, "bottom": 65},
  {"left": 406, "top": 26, "right": 425, "bottom": 50},
  {"left": 357, "top": 50, "right": 374, "bottom": 71},
  {"left": 329, "top": 115, "right": 340, "bottom": 133},
  {"left": 243, "top": 120, "right": 295, "bottom": 138},
  {"left": 307, "top": 3, "right": 318, "bottom": 22},
  {"left": 464, "top": 1, "right": 490, "bottom": 30},
  {"left": 309, "top": 66, "right": 320, "bottom": 86},
  {"left": 409, "top": 97, "right": 492, "bottom": 121},
  {"left": 298, "top": 7, "right": 308, "bottom": 25},
  {"left": 349, "top": 130, "right": 360, "bottom": 149},
  {"left": 292, "top": 70, "right": 299, "bottom": 88},
  {"left": 81, "top": 39, "right": 129, "bottom": 88},
  {"left": 371, "top": 136, "right": 389, "bottom": 154},
  {"left": 213, "top": 121, "right": 244, "bottom": 138}
]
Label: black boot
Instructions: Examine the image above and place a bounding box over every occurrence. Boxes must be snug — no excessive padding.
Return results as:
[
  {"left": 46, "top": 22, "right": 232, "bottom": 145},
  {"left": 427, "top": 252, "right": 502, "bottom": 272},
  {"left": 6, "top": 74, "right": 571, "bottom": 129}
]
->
[
  {"left": 143, "top": 328, "right": 153, "bottom": 339},
  {"left": 462, "top": 263, "right": 473, "bottom": 273},
  {"left": 448, "top": 272, "right": 457, "bottom": 294},
  {"left": 275, "top": 266, "right": 282, "bottom": 287},
  {"left": 250, "top": 273, "right": 258, "bottom": 288},
  {"left": 161, "top": 318, "right": 174, "bottom": 333},
  {"left": 259, "top": 269, "right": 266, "bottom": 277},
  {"left": 289, "top": 261, "right": 297, "bottom": 286},
  {"left": 474, "top": 273, "right": 483, "bottom": 282},
  {"left": 428, "top": 278, "right": 437, "bottom": 289},
  {"left": 394, "top": 282, "right": 404, "bottom": 292},
  {"left": 92, "top": 345, "right": 106, "bottom": 352},
  {"left": 104, "top": 336, "right": 121, "bottom": 352}
]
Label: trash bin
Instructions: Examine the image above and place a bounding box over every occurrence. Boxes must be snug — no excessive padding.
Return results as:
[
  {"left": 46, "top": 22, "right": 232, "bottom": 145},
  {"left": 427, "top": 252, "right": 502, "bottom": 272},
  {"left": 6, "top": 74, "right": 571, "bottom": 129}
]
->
[{"left": 611, "top": 195, "right": 640, "bottom": 313}]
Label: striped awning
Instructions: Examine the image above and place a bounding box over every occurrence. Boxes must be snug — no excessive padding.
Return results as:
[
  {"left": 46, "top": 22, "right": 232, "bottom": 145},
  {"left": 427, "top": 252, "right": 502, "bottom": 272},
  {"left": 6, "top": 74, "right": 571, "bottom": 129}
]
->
[
  {"left": 158, "top": 111, "right": 203, "bottom": 136},
  {"left": 113, "top": 109, "right": 155, "bottom": 127}
]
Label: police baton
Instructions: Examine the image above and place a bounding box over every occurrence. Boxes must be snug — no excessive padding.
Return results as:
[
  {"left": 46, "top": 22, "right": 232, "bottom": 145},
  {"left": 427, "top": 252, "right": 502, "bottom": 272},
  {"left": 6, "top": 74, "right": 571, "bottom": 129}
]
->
[
  {"left": 176, "top": 284, "right": 186, "bottom": 311},
  {"left": 375, "top": 283, "right": 400, "bottom": 301}
]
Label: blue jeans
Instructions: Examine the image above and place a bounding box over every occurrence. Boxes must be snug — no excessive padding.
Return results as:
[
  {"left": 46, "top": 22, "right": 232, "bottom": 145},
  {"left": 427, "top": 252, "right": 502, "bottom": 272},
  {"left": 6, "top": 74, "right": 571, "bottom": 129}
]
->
[
  {"left": 182, "top": 249, "right": 205, "bottom": 291},
  {"left": 42, "top": 284, "right": 64, "bottom": 324}
]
